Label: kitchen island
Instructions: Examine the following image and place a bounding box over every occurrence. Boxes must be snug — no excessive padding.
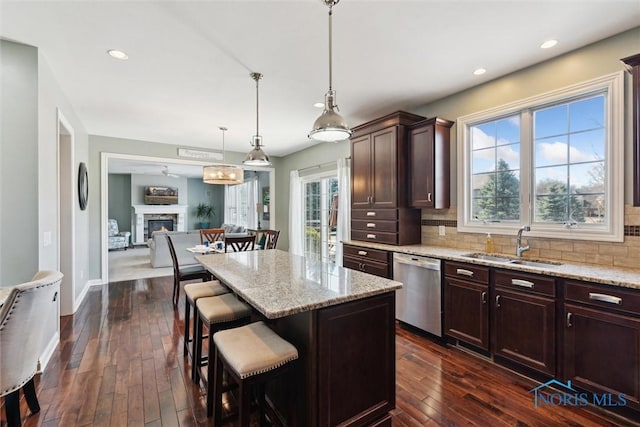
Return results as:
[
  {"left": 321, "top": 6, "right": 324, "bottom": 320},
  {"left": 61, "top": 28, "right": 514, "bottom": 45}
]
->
[{"left": 195, "top": 249, "right": 401, "bottom": 427}]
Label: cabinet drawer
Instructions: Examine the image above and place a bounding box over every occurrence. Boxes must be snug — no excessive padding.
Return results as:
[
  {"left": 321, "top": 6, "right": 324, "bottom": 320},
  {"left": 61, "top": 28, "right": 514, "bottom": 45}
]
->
[
  {"left": 444, "top": 262, "right": 489, "bottom": 284},
  {"left": 565, "top": 281, "right": 640, "bottom": 315},
  {"left": 351, "top": 230, "right": 398, "bottom": 245},
  {"left": 343, "top": 256, "right": 391, "bottom": 279},
  {"left": 343, "top": 244, "right": 390, "bottom": 264},
  {"left": 352, "top": 219, "right": 397, "bottom": 233},
  {"left": 352, "top": 209, "right": 398, "bottom": 220},
  {"left": 494, "top": 270, "right": 556, "bottom": 297}
]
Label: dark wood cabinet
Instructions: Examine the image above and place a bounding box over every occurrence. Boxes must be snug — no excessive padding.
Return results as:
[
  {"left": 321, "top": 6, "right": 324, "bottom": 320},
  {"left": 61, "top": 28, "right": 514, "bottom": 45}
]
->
[
  {"left": 408, "top": 117, "right": 454, "bottom": 208},
  {"left": 622, "top": 53, "right": 640, "bottom": 206},
  {"left": 563, "top": 280, "right": 640, "bottom": 411},
  {"left": 492, "top": 270, "right": 556, "bottom": 376},
  {"left": 444, "top": 262, "right": 490, "bottom": 350},
  {"left": 318, "top": 292, "right": 396, "bottom": 426},
  {"left": 343, "top": 243, "right": 392, "bottom": 279},
  {"left": 350, "top": 111, "right": 424, "bottom": 245}
]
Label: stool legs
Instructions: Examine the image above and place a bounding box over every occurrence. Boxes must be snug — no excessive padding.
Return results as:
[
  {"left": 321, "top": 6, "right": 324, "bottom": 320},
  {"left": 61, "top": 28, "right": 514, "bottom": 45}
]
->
[{"left": 184, "top": 298, "right": 191, "bottom": 357}]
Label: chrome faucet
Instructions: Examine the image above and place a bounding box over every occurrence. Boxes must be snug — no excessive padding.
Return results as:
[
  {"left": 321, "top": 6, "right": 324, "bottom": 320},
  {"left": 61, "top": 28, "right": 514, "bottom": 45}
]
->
[{"left": 516, "top": 226, "right": 531, "bottom": 257}]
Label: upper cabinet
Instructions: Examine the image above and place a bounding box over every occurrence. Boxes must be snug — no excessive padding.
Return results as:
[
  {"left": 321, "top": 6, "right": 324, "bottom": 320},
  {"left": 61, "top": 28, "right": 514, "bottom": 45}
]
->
[
  {"left": 408, "top": 117, "right": 454, "bottom": 209},
  {"left": 351, "top": 111, "right": 424, "bottom": 209},
  {"left": 622, "top": 53, "right": 640, "bottom": 206}
]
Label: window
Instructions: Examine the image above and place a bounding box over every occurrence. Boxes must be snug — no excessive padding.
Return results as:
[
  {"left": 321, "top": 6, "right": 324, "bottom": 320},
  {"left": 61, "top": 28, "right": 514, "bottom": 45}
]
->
[
  {"left": 302, "top": 174, "right": 339, "bottom": 263},
  {"left": 459, "top": 72, "right": 624, "bottom": 241},
  {"left": 224, "top": 176, "right": 259, "bottom": 228}
]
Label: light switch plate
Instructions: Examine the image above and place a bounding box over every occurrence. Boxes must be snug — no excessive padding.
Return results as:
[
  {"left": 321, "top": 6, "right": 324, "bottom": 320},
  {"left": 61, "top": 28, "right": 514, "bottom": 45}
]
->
[
  {"left": 438, "top": 225, "right": 446, "bottom": 236},
  {"left": 43, "top": 231, "right": 52, "bottom": 247}
]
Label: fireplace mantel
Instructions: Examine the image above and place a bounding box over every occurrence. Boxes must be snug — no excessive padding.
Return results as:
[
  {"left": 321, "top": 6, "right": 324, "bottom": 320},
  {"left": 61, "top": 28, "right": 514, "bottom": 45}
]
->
[{"left": 132, "top": 204, "right": 188, "bottom": 244}]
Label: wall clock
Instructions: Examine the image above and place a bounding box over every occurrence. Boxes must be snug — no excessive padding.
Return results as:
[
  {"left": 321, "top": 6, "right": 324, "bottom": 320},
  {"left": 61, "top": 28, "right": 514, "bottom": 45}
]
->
[{"left": 78, "top": 162, "right": 88, "bottom": 210}]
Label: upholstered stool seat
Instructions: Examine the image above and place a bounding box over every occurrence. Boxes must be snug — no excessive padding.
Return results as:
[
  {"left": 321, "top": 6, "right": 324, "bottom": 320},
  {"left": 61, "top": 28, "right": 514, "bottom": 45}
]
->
[
  {"left": 211, "top": 321, "right": 299, "bottom": 425},
  {"left": 193, "top": 293, "right": 252, "bottom": 384},
  {"left": 183, "top": 280, "right": 229, "bottom": 379}
]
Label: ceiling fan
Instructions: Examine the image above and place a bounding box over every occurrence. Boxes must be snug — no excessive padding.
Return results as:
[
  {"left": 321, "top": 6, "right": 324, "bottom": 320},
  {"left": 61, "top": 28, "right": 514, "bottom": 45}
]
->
[{"left": 162, "top": 166, "right": 180, "bottom": 178}]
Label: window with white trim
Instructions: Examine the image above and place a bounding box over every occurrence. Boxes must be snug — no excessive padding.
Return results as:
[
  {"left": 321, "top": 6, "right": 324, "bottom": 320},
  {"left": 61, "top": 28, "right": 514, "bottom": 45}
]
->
[{"left": 458, "top": 72, "right": 624, "bottom": 242}]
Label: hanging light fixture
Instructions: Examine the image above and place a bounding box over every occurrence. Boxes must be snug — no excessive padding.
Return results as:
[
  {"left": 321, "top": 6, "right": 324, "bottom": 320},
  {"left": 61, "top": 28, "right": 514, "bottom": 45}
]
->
[
  {"left": 203, "top": 127, "right": 244, "bottom": 185},
  {"left": 309, "top": 0, "right": 351, "bottom": 143},
  {"left": 243, "top": 72, "right": 272, "bottom": 166}
]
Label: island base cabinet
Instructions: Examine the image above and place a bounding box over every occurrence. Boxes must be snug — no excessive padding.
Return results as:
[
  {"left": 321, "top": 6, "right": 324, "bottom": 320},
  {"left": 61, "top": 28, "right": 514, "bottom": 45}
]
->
[
  {"left": 493, "top": 288, "right": 556, "bottom": 376},
  {"left": 564, "top": 303, "right": 640, "bottom": 411},
  {"left": 318, "top": 293, "right": 396, "bottom": 427},
  {"left": 444, "top": 278, "right": 489, "bottom": 351}
]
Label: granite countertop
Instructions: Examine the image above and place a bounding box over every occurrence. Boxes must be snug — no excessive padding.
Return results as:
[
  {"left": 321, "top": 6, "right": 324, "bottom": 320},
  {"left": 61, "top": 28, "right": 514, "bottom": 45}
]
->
[
  {"left": 195, "top": 249, "right": 402, "bottom": 319},
  {"left": 344, "top": 240, "right": 640, "bottom": 291}
]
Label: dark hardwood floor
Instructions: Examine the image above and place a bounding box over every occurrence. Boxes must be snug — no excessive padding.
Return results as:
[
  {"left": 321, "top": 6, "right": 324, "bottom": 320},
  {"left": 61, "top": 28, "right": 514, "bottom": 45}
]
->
[{"left": 2, "top": 276, "right": 638, "bottom": 426}]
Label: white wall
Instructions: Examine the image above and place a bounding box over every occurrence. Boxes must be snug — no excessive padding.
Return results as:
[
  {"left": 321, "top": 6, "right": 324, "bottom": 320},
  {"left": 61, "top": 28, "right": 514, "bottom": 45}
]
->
[{"left": 1, "top": 40, "right": 39, "bottom": 285}]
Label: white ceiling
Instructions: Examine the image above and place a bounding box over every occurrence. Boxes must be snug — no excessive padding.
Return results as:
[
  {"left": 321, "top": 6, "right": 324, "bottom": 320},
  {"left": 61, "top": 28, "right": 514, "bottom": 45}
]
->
[{"left": 2, "top": 0, "right": 639, "bottom": 164}]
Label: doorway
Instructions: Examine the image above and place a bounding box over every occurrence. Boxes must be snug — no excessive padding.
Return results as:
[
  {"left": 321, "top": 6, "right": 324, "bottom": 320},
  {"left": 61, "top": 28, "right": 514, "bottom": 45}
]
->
[{"left": 57, "top": 109, "right": 75, "bottom": 315}]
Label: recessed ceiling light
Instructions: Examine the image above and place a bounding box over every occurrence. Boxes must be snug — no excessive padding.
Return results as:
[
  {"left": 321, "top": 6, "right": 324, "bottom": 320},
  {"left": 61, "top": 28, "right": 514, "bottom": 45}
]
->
[
  {"left": 313, "top": 102, "right": 325, "bottom": 108},
  {"left": 540, "top": 39, "right": 558, "bottom": 49},
  {"left": 473, "top": 68, "right": 486, "bottom": 76},
  {"left": 107, "top": 49, "right": 129, "bottom": 60}
]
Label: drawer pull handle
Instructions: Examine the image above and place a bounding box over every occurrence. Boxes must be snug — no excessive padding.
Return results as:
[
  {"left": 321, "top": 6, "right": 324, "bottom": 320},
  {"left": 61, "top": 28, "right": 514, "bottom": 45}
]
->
[
  {"left": 495, "top": 295, "right": 501, "bottom": 308},
  {"left": 366, "top": 211, "right": 376, "bottom": 217},
  {"left": 589, "top": 293, "right": 622, "bottom": 305},
  {"left": 456, "top": 269, "right": 474, "bottom": 277},
  {"left": 366, "top": 234, "right": 376, "bottom": 239},
  {"left": 427, "top": 192, "right": 432, "bottom": 202},
  {"left": 358, "top": 250, "right": 368, "bottom": 256},
  {"left": 366, "top": 223, "right": 376, "bottom": 228},
  {"left": 566, "top": 312, "right": 573, "bottom": 328},
  {"left": 481, "top": 291, "right": 487, "bottom": 304},
  {"left": 512, "top": 279, "right": 534, "bottom": 288}
]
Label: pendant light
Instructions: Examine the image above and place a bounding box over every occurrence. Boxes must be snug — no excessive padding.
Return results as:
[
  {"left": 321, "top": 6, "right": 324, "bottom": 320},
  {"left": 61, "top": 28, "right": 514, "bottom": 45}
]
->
[
  {"left": 203, "top": 127, "right": 244, "bottom": 185},
  {"left": 243, "top": 72, "right": 272, "bottom": 166},
  {"left": 308, "top": 0, "right": 352, "bottom": 143}
]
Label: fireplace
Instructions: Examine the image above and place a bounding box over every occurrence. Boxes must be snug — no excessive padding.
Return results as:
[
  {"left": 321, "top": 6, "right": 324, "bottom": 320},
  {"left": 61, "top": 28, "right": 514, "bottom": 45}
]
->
[
  {"left": 132, "top": 204, "right": 188, "bottom": 244},
  {"left": 148, "top": 219, "right": 174, "bottom": 234}
]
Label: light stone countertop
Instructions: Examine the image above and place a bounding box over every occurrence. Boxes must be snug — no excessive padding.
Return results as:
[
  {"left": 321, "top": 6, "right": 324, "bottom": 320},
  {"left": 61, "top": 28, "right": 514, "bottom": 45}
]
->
[
  {"left": 344, "top": 240, "right": 640, "bottom": 290},
  {"left": 195, "top": 249, "right": 402, "bottom": 319}
]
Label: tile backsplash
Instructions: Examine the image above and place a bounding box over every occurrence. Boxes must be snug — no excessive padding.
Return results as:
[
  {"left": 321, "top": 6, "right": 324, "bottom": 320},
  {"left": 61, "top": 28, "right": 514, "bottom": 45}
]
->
[{"left": 421, "top": 205, "right": 640, "bottom": 270}]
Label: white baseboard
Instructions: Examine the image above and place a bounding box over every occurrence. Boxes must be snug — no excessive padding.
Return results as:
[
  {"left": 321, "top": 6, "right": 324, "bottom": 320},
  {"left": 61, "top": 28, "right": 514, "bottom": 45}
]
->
[
  {"left": 87, "top": 278, "right": 105, "bottom": 287},
  {"left": 38, "top": 331, "right": 60, "bottom": 373}
]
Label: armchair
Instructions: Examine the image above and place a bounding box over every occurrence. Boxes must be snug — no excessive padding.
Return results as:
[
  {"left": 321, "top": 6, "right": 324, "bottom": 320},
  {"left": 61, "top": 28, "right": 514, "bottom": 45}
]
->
[
  {"left": 0, "top": 270, "right": 63, "bottom": 427},
  {"left": 108, "top": 219, "right": 130, "bottom": 250}
]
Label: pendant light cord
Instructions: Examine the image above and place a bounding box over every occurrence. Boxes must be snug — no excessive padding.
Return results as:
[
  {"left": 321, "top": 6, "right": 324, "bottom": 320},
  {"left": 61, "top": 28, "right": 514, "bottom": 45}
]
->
[
  {"left": 250, "top": 72, "right": 263, "bottom": 145},
  {"left": 219, "top": 126, "right": 227, "bottom": 162},
  {"left": 328, "top": 3, "right": 333, "bottom": 91}
]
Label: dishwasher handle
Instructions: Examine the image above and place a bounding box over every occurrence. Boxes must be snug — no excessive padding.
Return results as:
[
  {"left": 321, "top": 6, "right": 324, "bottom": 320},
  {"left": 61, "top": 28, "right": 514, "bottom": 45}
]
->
[{"left": 393, "top": 253, "right": 441, "bottom": 270}]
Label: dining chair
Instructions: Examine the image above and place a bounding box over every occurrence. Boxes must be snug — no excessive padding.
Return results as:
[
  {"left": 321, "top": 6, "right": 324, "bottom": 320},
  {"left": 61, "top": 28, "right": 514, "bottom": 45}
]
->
[
  {"left": 0, "top": 270, "right": 63, "bottom": 427},
  {"left": 200, "top": 228, "right": 224, "bottom": 245},
  {"left": 225, "top": 235, "right": 256, "bottom": 252},
  {"left": 248, "top": 229, "right": 280, "bottom": 250},
  {"left": 166, "top": 234, "right": 211, "bottom": 306}
]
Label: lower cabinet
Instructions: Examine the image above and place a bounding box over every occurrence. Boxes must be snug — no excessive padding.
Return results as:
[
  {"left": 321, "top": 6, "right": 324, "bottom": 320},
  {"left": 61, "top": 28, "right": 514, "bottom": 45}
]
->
[
  {"left": 564, "top": 280, "right": 640, "bottom": 411},
  {"left": 444, "top": 262, "right": 489, "bottom": 351},
  {"left": 492, "top": 270, "right": 556, "bottom": 376},
  {"left": 343, "top": 244, "right": 392, "bottom": 278}
]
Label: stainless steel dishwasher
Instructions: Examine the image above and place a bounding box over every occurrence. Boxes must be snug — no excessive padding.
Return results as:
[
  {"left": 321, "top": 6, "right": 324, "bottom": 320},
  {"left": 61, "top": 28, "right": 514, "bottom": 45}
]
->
[{"left": 393, "top": 253, "right": 442, "bottom": 337}]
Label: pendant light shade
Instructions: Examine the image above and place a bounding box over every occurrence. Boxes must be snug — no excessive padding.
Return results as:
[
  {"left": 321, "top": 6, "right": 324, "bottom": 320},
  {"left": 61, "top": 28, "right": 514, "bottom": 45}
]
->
[
  {"left": 203, "top": 127, "right": 244, "bottom": 185},
  {"left": 309, "top": 0, "right": 351, "bottom": 143},
  {"left": 243, "top": 72, "right": 272, "bottom": 166}
]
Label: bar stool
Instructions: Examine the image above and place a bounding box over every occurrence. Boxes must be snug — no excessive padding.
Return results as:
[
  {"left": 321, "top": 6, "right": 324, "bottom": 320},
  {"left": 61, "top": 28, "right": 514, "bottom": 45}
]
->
[
  {"left": 194, "top": 293, "right": 252, "bottom": 384},
  {"left": 211, "top": 321, "right": 299, "bottom": 426},
  {"left": 183, "top": 281, "right": 229, "bottom": 379}
]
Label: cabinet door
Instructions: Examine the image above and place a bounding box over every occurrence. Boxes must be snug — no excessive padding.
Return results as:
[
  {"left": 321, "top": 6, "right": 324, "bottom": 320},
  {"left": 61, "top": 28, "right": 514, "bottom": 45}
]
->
[
  {"left": 371, "top": 127, "right": 398, "bottom": 208},
  {"left": 564, "top": 303, "right": 640, "bottom": 410},
  {"left": 409, "top": 124, "right": 434, "bottom": 207},
  {"left": 493, "top": 288, "right": 556, "bottom": 375},
  {"left": 351, "top": 134, "right": 373, "bottom": 209},
  {"left": 444, "top": 277, "right": 489, "bottom": 350}
]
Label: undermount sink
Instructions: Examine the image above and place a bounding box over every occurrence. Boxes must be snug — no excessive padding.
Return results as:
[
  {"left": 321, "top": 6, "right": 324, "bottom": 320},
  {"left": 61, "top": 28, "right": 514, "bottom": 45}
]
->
[{"left": 461, "top": 253, "right": 562, "bottom": 268}]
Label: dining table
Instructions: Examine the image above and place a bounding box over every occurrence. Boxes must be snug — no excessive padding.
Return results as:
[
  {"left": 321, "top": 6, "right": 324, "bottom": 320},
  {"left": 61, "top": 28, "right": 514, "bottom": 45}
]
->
[{"left": 195, "top": 249, "right": 401, "bottom": 427}]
